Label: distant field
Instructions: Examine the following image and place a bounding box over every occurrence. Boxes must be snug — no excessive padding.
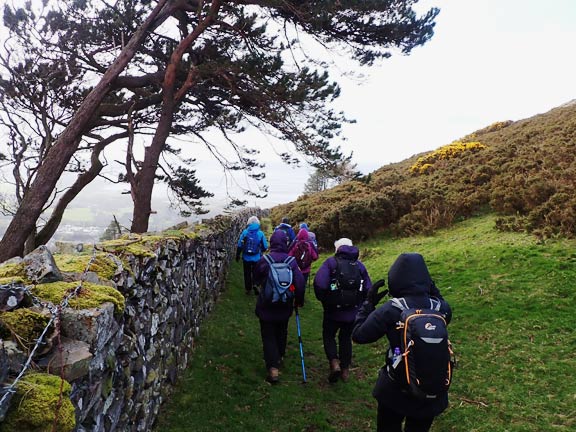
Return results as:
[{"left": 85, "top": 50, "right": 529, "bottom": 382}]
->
[{"left": 62, "top": 207, "right": 95, "bottom": 223}]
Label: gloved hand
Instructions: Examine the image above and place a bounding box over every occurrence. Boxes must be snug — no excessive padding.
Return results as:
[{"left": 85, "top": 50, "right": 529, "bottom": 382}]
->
[
  {"left": 235, "top": 248, "right": 241, "bottom": 262},
  {"left": 367, "top": 279, "right": 388, "bottom": 306}
]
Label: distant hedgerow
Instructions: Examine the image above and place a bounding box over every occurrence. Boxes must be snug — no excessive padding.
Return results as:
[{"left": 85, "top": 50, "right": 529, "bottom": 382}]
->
[{"left": 409, "top": 141, "right": 487, "bottom": 174}]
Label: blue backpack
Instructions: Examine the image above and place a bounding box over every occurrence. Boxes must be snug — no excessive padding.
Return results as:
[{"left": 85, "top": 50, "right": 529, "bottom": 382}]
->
[
  {"left": 243, "top": 230, "right": 261, "bottom": 255},
  {"left": 261, "top": 255, "right": 296, "bottom": 304}
]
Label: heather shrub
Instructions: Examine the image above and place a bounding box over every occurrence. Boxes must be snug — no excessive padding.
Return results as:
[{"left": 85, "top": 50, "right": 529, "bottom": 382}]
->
[{"left": 270, "top": 104, "right": 576, "bottom": 244}]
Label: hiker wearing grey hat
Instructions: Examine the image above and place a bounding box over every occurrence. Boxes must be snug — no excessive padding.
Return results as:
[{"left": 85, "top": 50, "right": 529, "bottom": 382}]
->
[{"left": 314, "top": 238, "right": 372, "bottom": 383}]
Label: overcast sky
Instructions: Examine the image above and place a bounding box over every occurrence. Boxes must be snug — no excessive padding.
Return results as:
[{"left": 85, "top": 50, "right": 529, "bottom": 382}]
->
[
  {"left": 2, "top": 0, "right": 576, "bottom": 228},
  {"left": 192, "top": 0, "right": 576, "bottom": 212}
]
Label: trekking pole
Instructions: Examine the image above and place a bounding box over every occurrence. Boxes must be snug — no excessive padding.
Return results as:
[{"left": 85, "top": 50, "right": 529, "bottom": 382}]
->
[{"left": 294, "top": 306, "right": 307, "bottom": 383}]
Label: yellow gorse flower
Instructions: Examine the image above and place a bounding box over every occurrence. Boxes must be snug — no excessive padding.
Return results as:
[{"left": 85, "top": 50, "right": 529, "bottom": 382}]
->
[{"left": 410, "top": 141, "right": 486, "bottom": 174}]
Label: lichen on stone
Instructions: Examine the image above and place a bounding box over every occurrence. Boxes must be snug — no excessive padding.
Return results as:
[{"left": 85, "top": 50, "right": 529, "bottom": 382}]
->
[
  {"left": 54, "top": 253, "right": 120, "bottom": 280},
  {"left": 32, "top": 281, "right": 125, "bottom": 313},
  {"left": 0, "top": 308, "right": 50, "bottom": 348},
  {"left": 0, "top": 372, "right": 76, "bottom": 432}
]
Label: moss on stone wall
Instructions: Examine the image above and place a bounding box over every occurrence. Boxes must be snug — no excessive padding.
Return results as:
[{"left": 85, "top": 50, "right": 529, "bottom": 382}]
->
[
  {"left": 0, "top": 276, "right": 28, "bottom": 285},
  {"left": 0, "top": 373, "right": 75, "bottom": 432},
  {"left": 54, "top": 253, "right": 120, "bottom": 280},
  {"left": 32, "top": 281, "right": 125, "bottom": 313},
  {"left": 0, "top": 308, "right": 50, "bottom": 346},
  {"left": 0, "top": 262, "right": 31, "bottom": 284},
  {"left": 98, "top": 236, "right": 159, "bottom": 258},
  {"left": 98, "top": 230, "right": 200, "bottom": 257}
]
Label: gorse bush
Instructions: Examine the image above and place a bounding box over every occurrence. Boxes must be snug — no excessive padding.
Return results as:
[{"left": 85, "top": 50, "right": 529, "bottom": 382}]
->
[
  {"left": 271, "top": 103, "right": 576, "bottom": 245},
  {"left": 409, "top": 141, "right": 487, "bottom": 175}
]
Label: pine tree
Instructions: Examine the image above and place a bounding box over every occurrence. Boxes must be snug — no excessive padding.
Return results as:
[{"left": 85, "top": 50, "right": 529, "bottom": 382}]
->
[{"left": 0, "top": 0, "right": 439, "bottom": 260}]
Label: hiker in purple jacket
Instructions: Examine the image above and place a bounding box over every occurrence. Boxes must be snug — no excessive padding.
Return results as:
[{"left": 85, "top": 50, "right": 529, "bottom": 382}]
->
[
  {"left": 253, "top": 229, "right": 306, "bottom": 384},
  {"left": 313, "top": 238, "right": 372, "bottom": 383}
]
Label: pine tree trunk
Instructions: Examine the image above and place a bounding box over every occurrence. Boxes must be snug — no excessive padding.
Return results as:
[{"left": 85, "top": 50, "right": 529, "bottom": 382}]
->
[{"left": 130, "top": 99, "right": 175, "bottom": 233}]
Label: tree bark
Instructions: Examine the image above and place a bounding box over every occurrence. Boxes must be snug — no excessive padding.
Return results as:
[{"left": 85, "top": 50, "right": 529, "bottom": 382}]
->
[
  {"left": 129, "top": 2, "right": 220, "bottom": 233},
  {"left": 130, "top": 105, "right": 174, "bottom": 233},
  {"left": 0, "top": 0, "right": 170, "bottom": 262}
]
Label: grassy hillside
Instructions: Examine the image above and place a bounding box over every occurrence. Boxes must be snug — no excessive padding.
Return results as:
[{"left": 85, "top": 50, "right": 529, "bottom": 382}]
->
[
  {"left": 271, "top": 102, "right": 576, "bottom": 248},
  {"left": 155, "top": 215, "right": 575, "bottom": 431}
]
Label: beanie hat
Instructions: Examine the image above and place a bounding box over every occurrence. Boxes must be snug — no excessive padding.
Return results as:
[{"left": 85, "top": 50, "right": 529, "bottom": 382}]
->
[
  {"left": 281, "top": 217, "right": 290, "bottom": 224},
  {"left": 247, "top": 216, "right": 260, "bottom": 226},
  {"left": 334, "top": 238, "right": 353, "bottom": 252},
  {"left": 299, "top": 223, "right": 309, "bottom": 230}
]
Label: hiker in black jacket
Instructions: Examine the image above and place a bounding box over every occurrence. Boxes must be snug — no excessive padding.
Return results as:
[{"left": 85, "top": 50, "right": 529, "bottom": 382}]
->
[{"left": 352, "top": 253, "right": 452, "bottom": 432}]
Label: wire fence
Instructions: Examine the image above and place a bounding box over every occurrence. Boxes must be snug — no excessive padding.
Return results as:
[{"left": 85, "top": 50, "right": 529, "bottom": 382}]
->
[{"left": 0, "top": 245, "right": 98, "bottom": 423}]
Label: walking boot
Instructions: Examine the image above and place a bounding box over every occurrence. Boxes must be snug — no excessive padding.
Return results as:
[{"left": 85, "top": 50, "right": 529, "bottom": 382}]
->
[
  {"left": 266, "top": 367, "right": 279, "bottom": 384},
  {"left": 341, "top": 367, "right": 350, "bottom": 382},
  {"left": 328, "top": 359, "right": 341, "bottom": 383}
]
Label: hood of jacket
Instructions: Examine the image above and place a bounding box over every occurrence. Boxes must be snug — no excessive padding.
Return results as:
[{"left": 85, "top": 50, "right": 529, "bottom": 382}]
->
[
  {"left": 334, "top": 245, "right": 359, "bottom": 261},
  {"left": 270, "top": 229, "right": 289, "bottom": 252},
  {"left": 388, "top": 253, "right": 433, "bottom": 298},
  {"left": 295, "top": 229, "right": 310, "bottom": 241},
  {"left": 247, "top": 222, "right": 260, "bottom": 232}
]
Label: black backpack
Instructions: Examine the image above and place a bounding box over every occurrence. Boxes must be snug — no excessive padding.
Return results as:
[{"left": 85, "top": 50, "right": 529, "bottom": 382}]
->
[
  {"left": 390, "top": 297, "right": 455, "bottom": 400},
  {"left": 242, "top": 230, "right": 261, "bottom": 255},
  {"left": 325, "top": 257, "right": 364, "bottom": 309},
  {"left": 260, "top": 255, "right": 296, "bottom": 304}
]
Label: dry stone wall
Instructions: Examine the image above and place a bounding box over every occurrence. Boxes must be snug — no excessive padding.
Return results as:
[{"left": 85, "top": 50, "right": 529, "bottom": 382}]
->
[{"left": 0, "top": 209, "right": 264, "bottom": 431}]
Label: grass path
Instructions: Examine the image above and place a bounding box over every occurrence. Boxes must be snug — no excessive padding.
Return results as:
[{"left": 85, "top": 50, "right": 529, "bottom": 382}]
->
[{"left": 155, "top": 215, "right": 576, "bottom": 431}]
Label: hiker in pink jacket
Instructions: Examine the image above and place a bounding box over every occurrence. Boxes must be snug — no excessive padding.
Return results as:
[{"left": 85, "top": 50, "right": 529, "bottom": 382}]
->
[{"left": 288, "top": 228, "right": 318, "bottom": 286}]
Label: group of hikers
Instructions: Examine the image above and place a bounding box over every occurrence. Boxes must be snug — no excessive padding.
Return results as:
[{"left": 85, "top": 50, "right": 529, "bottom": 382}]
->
[{"left": 236, "top": 216, "right": 454, "bottom": 432}]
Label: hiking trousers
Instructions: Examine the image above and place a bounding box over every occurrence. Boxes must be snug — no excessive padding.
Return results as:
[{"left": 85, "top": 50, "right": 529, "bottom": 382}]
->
[
  {"left": 242, "top": 260, "right": 257, "bottom": 293},
  {"left": 377, "top": 403, "right": 434, "bottom": 432},
  {"left": 259, "top": 319, "right": 289, "bottom": 369},
  {"left": 322, "top": 317, "right": 354, "bottom": 368}
]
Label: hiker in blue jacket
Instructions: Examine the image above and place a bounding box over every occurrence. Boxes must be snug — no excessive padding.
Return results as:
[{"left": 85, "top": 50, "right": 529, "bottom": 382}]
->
[
  {"left": 314, "top": 238, "right": 372, "bottom": 383},
  {"left": 274, "top": 217, "right": 296, "bottom": 246},
  {"left": 236, "top": 216, "right": 268, "bottom": 295},
  {"left": 352, "top": 253, "right": 452, "bottom": 432},
  {"left": 253, "top": 229, "right": 305, "bottom": 383}
]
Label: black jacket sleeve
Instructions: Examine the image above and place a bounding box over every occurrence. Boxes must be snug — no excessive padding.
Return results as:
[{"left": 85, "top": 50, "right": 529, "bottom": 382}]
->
[{"left": 352, "top": 301, "right": 390, "bottom": 345}]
